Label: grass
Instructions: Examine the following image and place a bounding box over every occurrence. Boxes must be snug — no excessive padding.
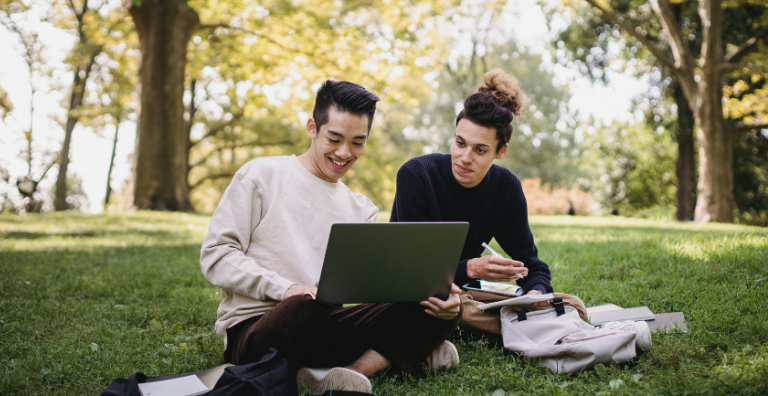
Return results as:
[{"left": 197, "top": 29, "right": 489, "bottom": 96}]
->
[{"left": 1, "top": 212, "right": 767, "bottom": 395}]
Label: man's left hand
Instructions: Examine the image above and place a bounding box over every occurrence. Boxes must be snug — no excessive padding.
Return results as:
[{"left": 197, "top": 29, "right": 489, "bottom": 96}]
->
[
  {"left": 527, "top": 290, "right": 551, "bottom": 307},
  {"left": 420, "top": 284, "right": 462, "bottom": 320}
]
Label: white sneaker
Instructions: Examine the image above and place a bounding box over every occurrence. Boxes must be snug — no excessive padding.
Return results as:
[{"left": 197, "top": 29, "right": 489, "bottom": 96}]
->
[
  {"left": 423, "top": 340, "right": 460, "bottom": 371},
  {"left": 296, "top": 367, "right": 372, "bottom": 394},
  {"left": 602, "top": 320, "right": 652, "bottom": 353}
]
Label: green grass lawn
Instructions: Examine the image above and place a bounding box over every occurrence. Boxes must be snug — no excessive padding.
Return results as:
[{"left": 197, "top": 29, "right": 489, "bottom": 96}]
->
[{"left": 1, "top": 212, "right": 767, "bottom": 395}]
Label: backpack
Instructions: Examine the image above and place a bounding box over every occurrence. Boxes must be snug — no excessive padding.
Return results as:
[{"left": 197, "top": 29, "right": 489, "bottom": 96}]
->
[{"left": 500, "top": 299, "right": 637, "bottom": 374}]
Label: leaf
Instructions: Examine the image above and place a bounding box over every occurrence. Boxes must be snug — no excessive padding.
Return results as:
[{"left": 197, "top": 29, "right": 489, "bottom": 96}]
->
[
  {"left": 632, "top": 374, "right": 643, "bottom": 382},
  {"left": 594, "top": 364, "right": 607, "bottom": 377},
  {"left": 149, "top": 319, "right": 163, "bottom": 330},
  {"left": 90, "top": 342, "right": 99, "bottom": 352},
  {"left": 609, "top": 379, "right": 623, "bottom": 389}
]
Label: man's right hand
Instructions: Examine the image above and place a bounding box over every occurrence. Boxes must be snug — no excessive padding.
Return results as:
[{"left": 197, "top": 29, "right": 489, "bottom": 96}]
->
[
  {"left": 467, "top": 255, "right": 528, "bottom": 282},
  {"left": 284, "top": 284, "right": 317, "bottom": 300}
]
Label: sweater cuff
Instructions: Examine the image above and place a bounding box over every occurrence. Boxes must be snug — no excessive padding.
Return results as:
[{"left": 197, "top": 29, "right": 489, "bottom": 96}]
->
[
  {"left": 522, "top": 281, "right": 552, "bottom": 295},
  {"left": 263, "top": 272, "right": 296, "bottom": 301},
  {"left": 454, "top": 259, "right": 471, "bottom": 287}
]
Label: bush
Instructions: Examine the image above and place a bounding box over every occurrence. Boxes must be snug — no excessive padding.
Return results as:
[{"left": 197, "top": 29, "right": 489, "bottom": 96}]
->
[{"left": 521, "top": 178, "right": 595, "bottom": 215}]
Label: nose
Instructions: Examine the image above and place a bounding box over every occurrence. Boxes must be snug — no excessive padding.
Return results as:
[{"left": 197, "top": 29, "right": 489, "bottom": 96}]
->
[
  {"left": 336, "top": 143, "right": 351, "bottom": 159},
  {"left": 460, "top": 147, "right": 472, "bottom": 164}
]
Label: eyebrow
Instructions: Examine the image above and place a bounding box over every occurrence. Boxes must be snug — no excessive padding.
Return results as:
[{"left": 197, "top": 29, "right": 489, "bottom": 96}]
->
[
  {"left": 327, "top": 130, "right": 367, "bottom": 140},
  {"left": 455, "top": 134, "right": 491, "bottom": 148}
]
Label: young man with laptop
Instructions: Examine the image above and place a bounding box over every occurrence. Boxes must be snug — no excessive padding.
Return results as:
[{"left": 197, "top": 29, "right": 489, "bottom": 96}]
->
[
  {"left": 390, "top": 69, "right": 589, "bottom": 336},
  {"left": 200, "top": 80, "right": 462, "bottom": 394}
]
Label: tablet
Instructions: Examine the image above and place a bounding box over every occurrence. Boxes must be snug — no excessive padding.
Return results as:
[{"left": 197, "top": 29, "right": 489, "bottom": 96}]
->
[
  {"left": 316, "top": 222, "right": 469, "bottom": 304},
  {"left": 462, "top": 280, "right": 523, "bottom": 297}
]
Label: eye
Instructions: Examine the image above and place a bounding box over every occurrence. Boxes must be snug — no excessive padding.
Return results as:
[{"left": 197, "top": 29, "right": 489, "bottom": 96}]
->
[
  {"left": 353, "top": 142, "right": 364, "bottom": 146},
  {"left": 477, "top": 148, "right": 486, "bottom": 154},
  {"left": 328, "top": 139, "right": 340, "bottom": 144},
  {"left": 456, "top": 140, "right": 465, "bottom": 147}
]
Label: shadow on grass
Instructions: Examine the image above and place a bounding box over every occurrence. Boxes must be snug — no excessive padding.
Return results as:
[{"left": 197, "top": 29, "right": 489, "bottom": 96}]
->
[
  {"left": 0, "top": 229, "right": 191, "bottom": 242},
  {"left": 532, "top": 223, "right": 766, "bottom": 237}
]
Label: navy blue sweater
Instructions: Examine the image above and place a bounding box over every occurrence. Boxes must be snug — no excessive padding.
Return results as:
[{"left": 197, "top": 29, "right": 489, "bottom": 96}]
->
[{"left": 389, "top": 154, "right": 552, "bottom": 294}]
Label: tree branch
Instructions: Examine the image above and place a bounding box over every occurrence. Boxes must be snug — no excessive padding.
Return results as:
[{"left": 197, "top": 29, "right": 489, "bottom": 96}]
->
[
  {"left": 188, "top": 111, "right": 245, "bottom": 149},
  {"left": 189, "top": 172, "right": 234, "bottom": 190},
  {"left": 584, "top": 0, "right": 679, "bottom": 74},
  {"left": 189, "top": 139, "right": 297, "bottom": 169},
  {"left": 734, "top": 122, "right": 768, "bottom": 135},
  {"left": 652, "top": 0, "right": 696, "bottom": 72},
  {"left": 724, "top": 23, "right": 768, "bottom": 65}
]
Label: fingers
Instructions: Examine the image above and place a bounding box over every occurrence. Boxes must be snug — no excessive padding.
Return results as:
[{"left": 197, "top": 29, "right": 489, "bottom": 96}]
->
[
  {"left": 451, "top": 283, "right": 462, "bottom": 294},
  {"left": 420, "top": 299, "right": 442, "bottom": 312},
  {"left": 488, "top": 256, "right": 524, "bottom": 267},
  {"left": 485, "top": 265, "right": 528, "bottom": 281},
  {"left": 421, "top": 295, "right": 461, "bottom": 320}
]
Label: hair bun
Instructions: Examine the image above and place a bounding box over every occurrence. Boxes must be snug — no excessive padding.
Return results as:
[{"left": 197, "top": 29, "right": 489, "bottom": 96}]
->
[{"left": 477, "top": 68, "right": 526, "bottom": 118}]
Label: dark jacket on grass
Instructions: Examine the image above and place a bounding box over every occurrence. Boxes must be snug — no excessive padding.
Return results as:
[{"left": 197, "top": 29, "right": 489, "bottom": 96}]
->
[{"left": 390, "top": 154, "right": 552, "bottom": 294}]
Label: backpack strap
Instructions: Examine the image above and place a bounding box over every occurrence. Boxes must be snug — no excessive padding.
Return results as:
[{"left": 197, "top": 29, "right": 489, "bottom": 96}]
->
[
  {"left": 518, "top": 309, "right": 528, "bottom": 322},
  {"left": 553, "top": 297, "right": 565, "bottom": 317}
]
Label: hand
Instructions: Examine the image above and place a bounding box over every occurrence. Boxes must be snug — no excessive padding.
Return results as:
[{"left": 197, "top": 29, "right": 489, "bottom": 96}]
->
[
  {"left": 420, "top": 284, "right": 462, "bottom": 320},
  {"left": 284, "top": 284, "right": 317, "bottom": 300},
  {"left": 527, "top": 290, "right": 550, "bottom": 307},
  {"left": 467, "top": 255, "right": 528, "bottom": 282}
]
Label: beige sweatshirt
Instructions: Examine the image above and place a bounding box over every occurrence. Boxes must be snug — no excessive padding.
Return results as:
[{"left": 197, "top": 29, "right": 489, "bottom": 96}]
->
[{"left": 200, "top": 155, "right": 379, "bottom": 344}]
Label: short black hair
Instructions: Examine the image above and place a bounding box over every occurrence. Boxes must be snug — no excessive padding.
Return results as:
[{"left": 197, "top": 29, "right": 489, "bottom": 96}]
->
[{"left": 313, "top": 80, "right": 380, "bottom": 132}]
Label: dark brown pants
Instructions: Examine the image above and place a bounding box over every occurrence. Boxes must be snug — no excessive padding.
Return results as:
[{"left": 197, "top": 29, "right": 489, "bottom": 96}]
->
[{"left": 224, "top": 295, "right": 462, "bottom": 374}]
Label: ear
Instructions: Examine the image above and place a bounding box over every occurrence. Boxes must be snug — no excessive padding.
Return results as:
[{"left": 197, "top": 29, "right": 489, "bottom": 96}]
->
[
  {"left": 306, "top": 118, "right": 317, "bottom": 137},
  {"left": 496, "top": 143, "right": 509, "bottom": 160}
]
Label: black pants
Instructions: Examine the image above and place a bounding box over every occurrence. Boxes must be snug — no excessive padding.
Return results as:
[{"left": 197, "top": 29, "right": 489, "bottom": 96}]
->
[{"left": 224, "top": 295, "right": 462, "bottom": 374}]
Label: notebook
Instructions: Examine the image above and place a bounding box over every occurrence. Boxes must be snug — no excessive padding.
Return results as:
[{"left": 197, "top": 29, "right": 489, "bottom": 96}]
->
[{"left": 138, "top": 375, "right": 208, "bottom": 396}]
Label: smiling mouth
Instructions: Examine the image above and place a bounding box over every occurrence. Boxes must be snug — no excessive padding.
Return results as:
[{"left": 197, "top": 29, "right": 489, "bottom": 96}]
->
[{"left": 329, "top": 157, "right": 350, "bottom": 170}]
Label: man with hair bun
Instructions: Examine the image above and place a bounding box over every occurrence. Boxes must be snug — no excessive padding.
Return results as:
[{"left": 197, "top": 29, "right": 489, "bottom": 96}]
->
[
  {"left": 201, "top": 79, "right": 462, "bottom": 394},
  {"left": 391, "top": 69, "right": 587, "bottom": 337}
]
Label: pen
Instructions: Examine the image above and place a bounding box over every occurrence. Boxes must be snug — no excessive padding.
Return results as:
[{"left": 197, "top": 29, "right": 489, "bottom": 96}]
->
[{"left": 481, "top": 242, "right": 524, "bottom": 279}]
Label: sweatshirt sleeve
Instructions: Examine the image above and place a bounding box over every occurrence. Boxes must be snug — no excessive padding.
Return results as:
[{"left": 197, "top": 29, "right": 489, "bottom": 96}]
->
[
  {"left": 200, "top": 172, "right": 295, "bottom": 302},
  {"left": 496, "top": 177, "right": 553, "bottom": 294}
]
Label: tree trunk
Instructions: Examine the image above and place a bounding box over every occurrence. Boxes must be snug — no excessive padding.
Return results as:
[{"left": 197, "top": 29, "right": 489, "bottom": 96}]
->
[
  {"left": 104, "top": 123, "right": 119, "bottom": 208},
  {"left": 128, "top": 0, "right": 199, "bottom": 211},
  {"left": 692, "top": 0, "right": 735, "bottom": 223},
  {"left": 55, "top": 51, "right": 98, "bottom": 211},
  {"left": 673, "top": 82, "right": 696, "bottom": 221},
  {"left": 693, "top": 94, "right": 735, "bottom": 223}
]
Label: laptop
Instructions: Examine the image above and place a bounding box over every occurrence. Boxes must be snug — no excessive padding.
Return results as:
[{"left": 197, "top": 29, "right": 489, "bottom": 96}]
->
[{"left": 316, "top": 222, "right": 469, "bottom": 304}]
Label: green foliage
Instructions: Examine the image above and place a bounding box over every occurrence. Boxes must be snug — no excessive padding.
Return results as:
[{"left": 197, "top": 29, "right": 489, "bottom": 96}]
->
[
  {"left": 2, "top": 213, "right": 768, "bottom": 395},
  {"left": 184, "top": 0, "right": 451, "bottom": 211},
  {"left": 578, "top": 122, "right": 676, "bottom": 213},
  {"left": 733, "top": 130, "right": 768, "bottom": 227}
]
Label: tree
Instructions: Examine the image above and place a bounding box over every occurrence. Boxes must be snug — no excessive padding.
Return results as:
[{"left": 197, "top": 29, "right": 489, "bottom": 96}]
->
[
  {"left": 0, "top": 0, "right": 58, "bottom": 212},
  {"left": 126, "top": 0, "right": 199, "bottom": 211},
  {"left": 125, "top": 0, "right": 451, "bottom": 211},
  {"left": 75, "top": 12, "right": 138, "bottom": 208},
  {"left": 51, "top": 0, "right": 113, "bottom": 211},
  {"left": 553, "top": 0, "right": 698, "bottom": 220},
  {"left": 578, "top": 0, "right": 768, "bottom": 222}
]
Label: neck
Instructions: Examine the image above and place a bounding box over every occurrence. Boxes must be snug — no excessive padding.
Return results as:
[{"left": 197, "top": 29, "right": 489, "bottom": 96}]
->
[{"left": 297, "top": 151, "right": 338, "bottom": 183}]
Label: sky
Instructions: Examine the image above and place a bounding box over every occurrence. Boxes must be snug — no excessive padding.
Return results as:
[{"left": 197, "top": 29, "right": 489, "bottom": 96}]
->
[{"left": 0, "top": 0, "right": 649, "bottom": 213}]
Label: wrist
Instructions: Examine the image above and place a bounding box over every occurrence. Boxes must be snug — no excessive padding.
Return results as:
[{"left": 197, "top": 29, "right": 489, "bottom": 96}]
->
[{"left": 466, "top": 258, "right": 477, "bottom": 279}]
